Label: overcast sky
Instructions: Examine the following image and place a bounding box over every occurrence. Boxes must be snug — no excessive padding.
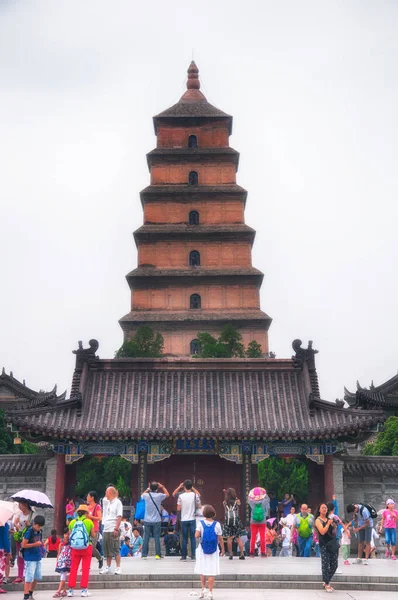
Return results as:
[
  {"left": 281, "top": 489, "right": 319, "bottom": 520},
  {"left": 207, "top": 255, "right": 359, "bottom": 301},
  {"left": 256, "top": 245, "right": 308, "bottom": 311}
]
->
[{"left": 1, "top": 0, "right": 397, "bottom": 403}]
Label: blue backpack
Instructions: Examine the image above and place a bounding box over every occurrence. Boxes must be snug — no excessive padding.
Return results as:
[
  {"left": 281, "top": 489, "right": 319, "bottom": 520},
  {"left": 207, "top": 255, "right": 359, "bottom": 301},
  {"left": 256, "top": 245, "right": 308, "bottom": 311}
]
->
[
  {"left": 70, "top": 519, "right": 89, "bottom": 550},
  {"left": 135, "top": 500, "right": 146, "bottom": 521},
  {"left": 200, "top": 520, "right": 218, "bottom": 555}
]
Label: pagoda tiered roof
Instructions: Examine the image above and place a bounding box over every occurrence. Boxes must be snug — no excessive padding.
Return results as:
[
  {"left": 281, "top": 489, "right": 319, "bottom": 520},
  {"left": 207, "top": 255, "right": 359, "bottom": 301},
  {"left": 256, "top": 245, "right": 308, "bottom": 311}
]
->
[
  {"left": 133, "top": 224, "right": 256, "bottom": 244},
  {"left": 126, "top": 266, "right": 264, "bottom": 287}
]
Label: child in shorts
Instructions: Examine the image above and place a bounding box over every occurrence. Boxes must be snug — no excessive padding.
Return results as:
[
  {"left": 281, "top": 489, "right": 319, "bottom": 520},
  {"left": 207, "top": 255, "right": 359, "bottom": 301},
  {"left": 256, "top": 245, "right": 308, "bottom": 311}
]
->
[
  {"left": 54, "top": 528, "right": 71, "bottom": 597},
  {"left": 380, "top": 499, "right": 398, "bottom": 559},
  {"left": 341, "top": 519, "right": 351, "bottom": 564},
  {"left": 22, "top": 515, "right": 45, "bottom": 600}
]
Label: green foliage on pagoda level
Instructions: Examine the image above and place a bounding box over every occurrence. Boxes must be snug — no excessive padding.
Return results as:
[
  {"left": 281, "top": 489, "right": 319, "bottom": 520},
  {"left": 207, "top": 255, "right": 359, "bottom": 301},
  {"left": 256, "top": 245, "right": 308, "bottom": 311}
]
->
[
  {"left": 362, "top": 416, "right": 398, "bottom": 456},
  {"left": 115, "top": 325, "right": 164, "bottom": 358},
  {"left": 195, "top": 325, "right": 263, "bottom": 358},
  {"left": 76, "top": 456, "right": 132, "bottom": 500},
  {"left": 258, "top": 456, "right": 309, "bottom": 503},
  {"left": 0, "top": 410, "right": 41, "bottom": 455}
]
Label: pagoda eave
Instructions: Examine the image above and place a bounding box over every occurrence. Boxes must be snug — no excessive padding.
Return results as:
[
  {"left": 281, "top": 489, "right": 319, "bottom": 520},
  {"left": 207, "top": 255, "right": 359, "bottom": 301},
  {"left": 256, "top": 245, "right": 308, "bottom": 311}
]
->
[
  {"left": 119, "top": 310, "right": 272, "bottom": 330},
  {"left": 133, "top": 224, "right": 255, "bottom": 245},
  {"left": 140, "top": 185, "right": 248, "bottom": 207},
  {"left": 146, "top": 147, "right": 240, "bottom": 170},
  {"left": 126, "top": 267, "right": 264, "bottom": 288}
]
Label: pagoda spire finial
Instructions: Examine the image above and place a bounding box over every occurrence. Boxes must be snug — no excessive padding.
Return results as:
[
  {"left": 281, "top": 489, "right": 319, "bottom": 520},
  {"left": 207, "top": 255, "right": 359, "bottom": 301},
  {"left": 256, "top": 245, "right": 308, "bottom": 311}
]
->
[{"left": 186, "top": 61, "right": 200, "bottom": 90}]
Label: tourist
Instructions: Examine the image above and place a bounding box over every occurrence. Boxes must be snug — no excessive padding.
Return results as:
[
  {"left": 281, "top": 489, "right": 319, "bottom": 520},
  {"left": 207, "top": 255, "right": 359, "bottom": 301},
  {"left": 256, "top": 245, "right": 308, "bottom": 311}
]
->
[
  {"left": 340, "top": 519, "right": 351, "bottom": 565},
  {"left": 281, "top": 493, "right": 296, "bottom": 517},
  {"left": 133, "top": 519, "right": 144, "bottom": 538},
  {"left": 0, "top": 520, "right": 11, "bottom": 593},
  {"left": 315, "top": 503, "right": 339, "bottom": 593},
  {"left": 346, "top": 503, "right": 373, "bottom": 564},
  {"left": 194, "top": 505, "right": 225, "bottom": 600},
  {"left": 53, "top": 527, "right": 72, "bottom": 598},
  {"left": 45, "top": 529, "right": 61, "bottom": 558},
  {"left": 130, "top": 529, "right": 143, "bottom": 557},
  {"left": 380, "top": 499, "right": 398, "bottom": 560},
  {"left": 86, "top": 491, "right": 103, "bottom": 569},
  {"left": 100, "top": 485, "right": 123, "bottom": 574},
  {"left": 163, "top": 527, "right": 180, "bottom": 556},
  {"left": 265, "top": 521, "right": 277, "bottom": 556},
  {"left": 268, "top": 491, "right": 278, "bottom": 518},
  {"left": 65, "top": 499, "right": 75, "bottom": 521},
  {"left": 248, "top": 487, "right": 269, "bottom": 557},
  {"left": 291, "top": 503, "right": 314, "bottom": 557},
  {"left": 285, "top": 506, "right": 296, "bottom": 528},
  {"left": 67, "top": 504, "right": 94, "bottom": 597},
  {"left": 120, "top": 537, "right": 132, "bottom": 557},
  {"left": 12, "top": 500, "right": 33, "bottom": 584},
  {"left": 174, "top": 480, "right": 201, "bottom": 561},
  {"left": 279, "top": 518, "right": 291, "bottom": 557},
  {"left": 119, "top": 520, "right": 132, "bottom": 543},
  {"left": 222, "top": 488, "right": 245, "bottom": 560},
  {"left": 141, "top": 481, "right": 170, "bottom": 559},
  {"left": 21, "top": 515, "right": 46, "bottom": 600}
]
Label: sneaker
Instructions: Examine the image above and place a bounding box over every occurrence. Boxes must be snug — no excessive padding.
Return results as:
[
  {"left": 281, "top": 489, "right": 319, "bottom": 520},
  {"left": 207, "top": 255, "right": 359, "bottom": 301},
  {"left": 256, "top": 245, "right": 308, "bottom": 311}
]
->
[
  {"left": 2, "top": 580, "right": 8, "bottom": 585},
  {"left": 81, "top": 591, "right": 91, "bottom": 598},
  {"left": 180, "top": 557, "right": 187, "bottom": 561},
  {"left": 239, "top": 555, "right": 245, "bottom": 560},
  {"left": 385, "top": 549, "right": 390, "bottom": 558},
  {"left": 229, "top": 555, "right": 233, "bottom": 560},
  {"left": 67, "top": 591, "right": 74, "bottom": 598},
  {"left": 98, "top": 559, "right": 103, "bottom": 569},
  {"left": 99, "top": 566, "right": 110, "bottom": 574},
  {"left": 155, "top": 555, "right": 161, "bottom": 560},
  {"left": 208, "top": 593, "right": 213, "bottom": 600},
  {"left": 391, "top": 555, "right": 397, "bottom": 560},
  {"left": 141, "top": 556, "right": 148, "bottom": 560},
  {"left": 353, "top": 558, "right": 362, "bottom": 564},
  {"left": 190, "top": 557, "right": 195, "bottom": 561},
  {"left": 199, "top": 590, "right": 207, "bottom": 599},
  {"left": 363, "top": 559, "right": 369, "bottom": 565},
  {"left": 12, "top": 577, "right": 24, "bottom": 584},
  {"left": 114, "top": 567, "right": 122, "bottom": 575},
  {"left": 344, "top": 560, "right": 350, "bottom": 565},
  {"left": 0, "top": 590, "right": 6, "bottom": 595}
]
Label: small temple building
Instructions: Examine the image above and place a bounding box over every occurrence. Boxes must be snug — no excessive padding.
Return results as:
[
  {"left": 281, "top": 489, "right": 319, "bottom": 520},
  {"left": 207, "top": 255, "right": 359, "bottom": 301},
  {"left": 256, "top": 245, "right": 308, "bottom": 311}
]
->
[
  {"left": 1, "top": 62, "right": 386, "bottom": 533},
  {"left": 345, "top": 374, "right": 398, "bottom": 417}
]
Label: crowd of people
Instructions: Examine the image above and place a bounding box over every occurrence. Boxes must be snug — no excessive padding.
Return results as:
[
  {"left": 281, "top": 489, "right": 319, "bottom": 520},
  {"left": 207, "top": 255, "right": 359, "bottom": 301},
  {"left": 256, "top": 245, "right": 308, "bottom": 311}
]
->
[{"left": 0, "top": 483, "right": 397, "bottom": 598}]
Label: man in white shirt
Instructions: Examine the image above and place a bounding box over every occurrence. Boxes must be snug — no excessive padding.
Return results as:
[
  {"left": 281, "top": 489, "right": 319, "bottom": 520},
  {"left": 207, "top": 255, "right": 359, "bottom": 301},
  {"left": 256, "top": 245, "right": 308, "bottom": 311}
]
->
[
  {"left": 100, "top": 485, "right": 124, "bottom": 574},
  {"left": 173, "top": 480, "right": 201, "bottom": 561}
]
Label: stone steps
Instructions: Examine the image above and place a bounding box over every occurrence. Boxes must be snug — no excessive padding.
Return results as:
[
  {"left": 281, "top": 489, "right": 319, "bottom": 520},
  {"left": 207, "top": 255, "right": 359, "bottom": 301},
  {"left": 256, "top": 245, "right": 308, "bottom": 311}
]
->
[{"left": 9, "top": 574, "right": 398, "bottom": 592}]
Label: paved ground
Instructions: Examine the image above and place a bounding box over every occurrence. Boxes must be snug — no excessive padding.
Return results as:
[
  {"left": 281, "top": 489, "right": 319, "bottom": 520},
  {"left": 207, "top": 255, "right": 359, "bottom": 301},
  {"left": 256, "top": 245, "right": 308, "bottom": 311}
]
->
[{"left": 4, "top": 590, "right": 398, "bottom": 599}]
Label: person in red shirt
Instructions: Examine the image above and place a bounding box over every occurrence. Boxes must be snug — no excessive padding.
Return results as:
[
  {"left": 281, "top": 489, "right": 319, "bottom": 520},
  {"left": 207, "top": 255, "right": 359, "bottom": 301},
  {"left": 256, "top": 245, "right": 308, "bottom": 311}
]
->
[
  {"left": 45, "top": 530, "right": 61, "bottom": 558},
  {"left": 86, "top": 491, "right": 103, "bottom": 569}
]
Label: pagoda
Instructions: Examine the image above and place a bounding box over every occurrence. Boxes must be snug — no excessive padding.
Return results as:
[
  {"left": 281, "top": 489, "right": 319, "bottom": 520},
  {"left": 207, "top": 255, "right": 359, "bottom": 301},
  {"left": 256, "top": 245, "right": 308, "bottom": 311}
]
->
[
  {"left": 119, "top": 61, "right": 271, "bottom": 356},
  {"left": 2, "top": 63, "right": 386, "bottom": 534}
]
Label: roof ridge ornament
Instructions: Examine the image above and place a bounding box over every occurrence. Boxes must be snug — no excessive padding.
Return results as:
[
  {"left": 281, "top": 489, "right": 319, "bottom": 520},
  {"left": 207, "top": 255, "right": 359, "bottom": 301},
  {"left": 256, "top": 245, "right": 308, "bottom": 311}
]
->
[
  {"left": 292, "top": 339, "right": 318, "bottom": 370},
  {"left": 73, "top": 339, "right": 99, "bottom": 369}
]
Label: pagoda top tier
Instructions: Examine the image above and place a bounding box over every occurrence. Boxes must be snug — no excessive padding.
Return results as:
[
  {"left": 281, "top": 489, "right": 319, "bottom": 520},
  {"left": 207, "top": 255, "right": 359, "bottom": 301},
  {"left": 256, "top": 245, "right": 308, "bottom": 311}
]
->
[{"left": 153, "top": 61, "right": 232, "bottom": 133}]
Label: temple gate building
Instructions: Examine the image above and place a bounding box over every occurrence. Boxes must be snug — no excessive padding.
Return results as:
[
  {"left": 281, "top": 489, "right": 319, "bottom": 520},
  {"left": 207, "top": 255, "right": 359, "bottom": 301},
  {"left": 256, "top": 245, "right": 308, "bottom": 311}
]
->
[{"left": 1, "top": 62, "right": 386, "bottom": 534}]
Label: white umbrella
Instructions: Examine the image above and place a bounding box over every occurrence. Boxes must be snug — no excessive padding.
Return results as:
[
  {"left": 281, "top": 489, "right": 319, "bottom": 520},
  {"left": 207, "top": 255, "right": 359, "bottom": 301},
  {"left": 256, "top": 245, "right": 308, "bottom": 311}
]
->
[
  {"left": 0, "top": 500, "right": 19, "bottom": 526},
  {"left": 11, "top": 489, "right": 53, "bottom": 509}
]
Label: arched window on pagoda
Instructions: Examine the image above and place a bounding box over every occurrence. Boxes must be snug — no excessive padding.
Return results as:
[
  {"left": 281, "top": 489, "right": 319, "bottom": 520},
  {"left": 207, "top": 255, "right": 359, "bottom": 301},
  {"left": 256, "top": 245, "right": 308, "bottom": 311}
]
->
[
  {"left": 188, "top": 135, "right": 198, "bottom": 148},
  {"left": 190, "top": 294, "right": 201, "bottom": 309},
  {"left": 189, "top": 171, "right": 198, "bottom": 185},
  {"left": 189, "top": 210, "right": 199, "bottom": 225},
  {"left": 189, "top": 250, "right": 200, "bottom": 267},
  {"left": 190, "top": 339, "right": 200, "bottom": 355}
]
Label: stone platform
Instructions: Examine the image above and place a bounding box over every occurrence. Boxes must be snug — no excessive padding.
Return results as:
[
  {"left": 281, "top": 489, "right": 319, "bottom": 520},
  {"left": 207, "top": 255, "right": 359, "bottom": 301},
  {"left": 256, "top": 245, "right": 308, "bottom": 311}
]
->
[{"left": 6, "top": 557, "right": 398, "bottom": 593}]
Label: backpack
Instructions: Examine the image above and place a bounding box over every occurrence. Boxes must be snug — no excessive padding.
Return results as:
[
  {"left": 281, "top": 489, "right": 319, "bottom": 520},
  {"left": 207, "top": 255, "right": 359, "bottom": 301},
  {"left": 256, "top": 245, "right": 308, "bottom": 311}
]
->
[
  {"left": 165, "top": 534, "right": 180, "bottom": 556},
  {"left": 200, "top": 521, "right": 218, "bottom": 555},
  {"left": 297, "top": 514, "right": 313, "bottom": 539},
  {"left": 70, "top": 519, "right": 89, "bottom": 550},
  {"left": 252, "top": 503, "right": 265, "bottom": 523},
  {"left": 360, "top": 504, "right": 378, "bottom": 520},
  {"left": 225, "top": 502, "right": 237, "bottom": 528},
  {"left": 134, "top": 500, "right": 145, "bottom": 521},
  {"left": 13, "top": 512, "right": 33, "bottom": 543}
]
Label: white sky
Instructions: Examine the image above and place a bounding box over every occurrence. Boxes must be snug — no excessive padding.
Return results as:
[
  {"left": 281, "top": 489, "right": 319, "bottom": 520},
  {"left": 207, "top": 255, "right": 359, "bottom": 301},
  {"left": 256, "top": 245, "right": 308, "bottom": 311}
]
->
[{"left": 1, "top": 0, "right": 397, "bottom": 402}]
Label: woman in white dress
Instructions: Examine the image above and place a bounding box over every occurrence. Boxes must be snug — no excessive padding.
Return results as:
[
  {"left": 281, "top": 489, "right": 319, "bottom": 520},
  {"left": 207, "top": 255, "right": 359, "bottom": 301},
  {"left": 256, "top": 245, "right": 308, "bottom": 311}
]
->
[{"left": 194, "top": 505, "right": 225, "bottom": 600}]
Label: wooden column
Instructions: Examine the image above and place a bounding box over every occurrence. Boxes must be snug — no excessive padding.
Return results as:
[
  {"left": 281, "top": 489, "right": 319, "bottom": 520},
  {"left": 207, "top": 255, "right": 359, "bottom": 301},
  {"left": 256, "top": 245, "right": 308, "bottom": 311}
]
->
[
  {"left": 54, "top": 454, "right": 66, "bottom": 533},
  {"left": 138, "top": 452, "right": 148, "bottom": 496},
  {"left": 242, "top": 446, "right": 252, "bottom": 526},
  {"left": 324, "top": 455, "right": 334, "bottom": 501}
]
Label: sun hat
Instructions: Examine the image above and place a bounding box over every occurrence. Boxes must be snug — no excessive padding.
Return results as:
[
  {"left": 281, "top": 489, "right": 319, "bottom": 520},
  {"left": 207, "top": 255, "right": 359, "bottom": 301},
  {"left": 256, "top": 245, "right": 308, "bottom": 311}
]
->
[
  {"left": 386, "top": 499, "right": 395, "bottom": 506},
  {"left": 77, "top": 504, "right": 89, "bottom": 512},
  {"left": 280, "top": 518, "right": 288, "bottom": 527},
  {"left": 248, "top": 487, "right": 267, "bottom": 501}
]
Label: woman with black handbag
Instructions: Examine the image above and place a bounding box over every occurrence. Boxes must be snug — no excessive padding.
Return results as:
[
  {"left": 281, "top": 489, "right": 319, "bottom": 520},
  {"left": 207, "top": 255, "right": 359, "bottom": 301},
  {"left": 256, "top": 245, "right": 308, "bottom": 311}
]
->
[{"left": 315, "top": 503, "right": 339, "bottom": 593}]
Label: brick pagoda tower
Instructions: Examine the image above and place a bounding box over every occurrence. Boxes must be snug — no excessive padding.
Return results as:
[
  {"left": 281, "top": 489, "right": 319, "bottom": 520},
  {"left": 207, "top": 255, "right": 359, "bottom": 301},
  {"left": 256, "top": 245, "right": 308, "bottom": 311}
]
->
[{"left": 120, "top": 62, "right": 271, "bottom": 355}]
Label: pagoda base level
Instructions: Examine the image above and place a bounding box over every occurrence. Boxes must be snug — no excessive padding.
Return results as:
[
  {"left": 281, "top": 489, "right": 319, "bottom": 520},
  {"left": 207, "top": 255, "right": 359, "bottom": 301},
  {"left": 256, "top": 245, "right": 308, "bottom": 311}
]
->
[{"left": 120, "top": 323, "right": 269, "bottom": 356}]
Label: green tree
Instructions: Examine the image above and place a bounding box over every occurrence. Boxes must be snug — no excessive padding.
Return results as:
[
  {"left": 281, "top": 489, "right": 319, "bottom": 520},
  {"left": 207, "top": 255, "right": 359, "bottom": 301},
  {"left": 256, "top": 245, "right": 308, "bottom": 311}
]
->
[
  {"left": 362, "top": 416, "right": 398, "bottom": 456},
  {"left": 115, "top": 326, "right": 164, "bottom": 358},
  {"left": 219, "top": 324, "right": 245, "bottom": 358},
  {"left": 0, "top": 410, "right": 41, "bottom": 455},
  {"left": 246, "top": 340, "right": 263, "bottom": 358},
  {"left": 258, "top": 456, "right": 308, "bottom": 503},
  {"left": 76, "top": 456, "right": 133, "bottom": 500},
  {"left": 196, "top": 332, "right": 229, "bottom": 358}
]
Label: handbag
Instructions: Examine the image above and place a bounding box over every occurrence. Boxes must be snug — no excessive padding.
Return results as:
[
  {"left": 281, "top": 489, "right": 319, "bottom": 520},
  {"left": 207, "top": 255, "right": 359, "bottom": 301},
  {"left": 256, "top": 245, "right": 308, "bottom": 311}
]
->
[{"left": 134, "top": 499, "right": 146, "bottom": 521}]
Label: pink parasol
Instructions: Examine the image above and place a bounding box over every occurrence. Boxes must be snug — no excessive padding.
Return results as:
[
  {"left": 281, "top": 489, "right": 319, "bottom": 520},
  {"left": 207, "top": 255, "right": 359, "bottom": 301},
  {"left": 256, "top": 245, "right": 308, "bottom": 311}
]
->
[
  {"left": 266, "top": 517, "right": 277, "bottom": 526},
  {"left": 0, "top": 501, "right": 19, "bottom": 526}
]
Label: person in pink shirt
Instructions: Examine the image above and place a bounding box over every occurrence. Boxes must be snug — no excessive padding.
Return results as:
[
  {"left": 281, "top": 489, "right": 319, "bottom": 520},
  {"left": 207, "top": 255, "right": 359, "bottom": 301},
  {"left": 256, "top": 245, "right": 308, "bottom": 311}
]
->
[{"left": 380, "top": 499, "right": 398, "bottom": 559}]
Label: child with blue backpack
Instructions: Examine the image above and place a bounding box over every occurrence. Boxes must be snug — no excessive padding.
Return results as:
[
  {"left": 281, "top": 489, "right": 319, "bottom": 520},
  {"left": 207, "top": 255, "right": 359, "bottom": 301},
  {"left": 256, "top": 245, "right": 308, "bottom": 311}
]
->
[
  {"left": 67, "top": 505, "right": 94, "bottom": 598},
  {"left": 194, "top": 505, "right": 225, "bottom": 600}
]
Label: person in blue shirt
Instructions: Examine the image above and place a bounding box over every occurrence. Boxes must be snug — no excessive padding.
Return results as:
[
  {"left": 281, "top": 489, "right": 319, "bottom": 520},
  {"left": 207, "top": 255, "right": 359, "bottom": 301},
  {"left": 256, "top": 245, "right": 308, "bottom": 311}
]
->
[
  {"left": 347, "top": 503, "right": 373, "bottom": 564},
  {"left": 22, "top": 515, "right": 45, "bottom": 600},
  {"left": 281, "top": 493, "right": 296, "bottom": 518},
  {"left": 130, "top": 529, "right": 143, "bottom": 556},
  {"left": 120, "top": 537, "right": 132, "bottom": 557},
  {"left": 0, "top": 522, "right": 11, "bottom": 592}
]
